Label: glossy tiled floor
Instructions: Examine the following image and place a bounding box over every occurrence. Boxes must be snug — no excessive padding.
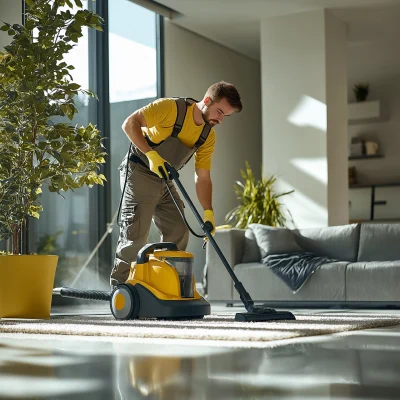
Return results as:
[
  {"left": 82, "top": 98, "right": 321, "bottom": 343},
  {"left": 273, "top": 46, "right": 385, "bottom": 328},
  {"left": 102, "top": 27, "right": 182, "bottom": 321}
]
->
[{"left": 1, "top": 304, "right": 400, "bottom": 399}]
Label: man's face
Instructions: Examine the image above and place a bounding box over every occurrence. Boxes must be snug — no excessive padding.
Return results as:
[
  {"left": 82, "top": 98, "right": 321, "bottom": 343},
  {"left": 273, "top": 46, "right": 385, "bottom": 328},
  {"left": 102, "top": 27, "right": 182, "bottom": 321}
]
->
[{"left": 202, "top": 97, "right": 236, "bottom": 127}]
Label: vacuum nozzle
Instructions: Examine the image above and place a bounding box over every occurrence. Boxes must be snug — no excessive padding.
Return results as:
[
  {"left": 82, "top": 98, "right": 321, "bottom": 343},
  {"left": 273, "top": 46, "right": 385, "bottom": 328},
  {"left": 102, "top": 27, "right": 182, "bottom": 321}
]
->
[
  {"left": 235, "top": 304, "right": 295, "bottom": 322},
  {"left": 235, "top": 310, "right": 295, "bottom": 322}
]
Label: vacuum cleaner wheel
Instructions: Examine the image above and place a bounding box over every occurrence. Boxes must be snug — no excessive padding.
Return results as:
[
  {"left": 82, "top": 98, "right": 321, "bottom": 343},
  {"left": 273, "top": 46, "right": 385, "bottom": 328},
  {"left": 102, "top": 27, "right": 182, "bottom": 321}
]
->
[{"left": 110, "top": 284, "right": 140, "bottom": 320}]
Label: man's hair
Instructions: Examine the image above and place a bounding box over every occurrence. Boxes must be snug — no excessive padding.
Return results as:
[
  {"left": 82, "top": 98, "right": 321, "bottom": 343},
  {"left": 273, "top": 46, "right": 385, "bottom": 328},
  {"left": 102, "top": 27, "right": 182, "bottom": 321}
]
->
[{"left": 205, "top": 81, "right": 242, "bottom": 112}]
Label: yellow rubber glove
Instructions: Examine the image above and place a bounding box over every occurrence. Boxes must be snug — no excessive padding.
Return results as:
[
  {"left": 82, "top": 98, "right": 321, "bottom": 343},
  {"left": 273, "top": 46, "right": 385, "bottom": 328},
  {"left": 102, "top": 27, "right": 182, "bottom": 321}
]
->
[
  {"left": 203, "top": 209, "right": 216, "bottom": 236},
  {"left": 145, "top": 150, "right": 168, "bottom": 178}
]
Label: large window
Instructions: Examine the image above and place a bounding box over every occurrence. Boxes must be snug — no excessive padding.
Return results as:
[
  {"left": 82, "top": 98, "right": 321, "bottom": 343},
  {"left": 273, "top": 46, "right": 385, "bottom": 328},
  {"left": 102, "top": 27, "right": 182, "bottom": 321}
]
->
[
  {"left": 31, "top": 0, "right": 98, "bottom": 289},
  {"left": 109, "top": 0, "right": 162, "bottom": 253},
  {"left": 23, "top": 1, "right": 164, "bottom": 290}
]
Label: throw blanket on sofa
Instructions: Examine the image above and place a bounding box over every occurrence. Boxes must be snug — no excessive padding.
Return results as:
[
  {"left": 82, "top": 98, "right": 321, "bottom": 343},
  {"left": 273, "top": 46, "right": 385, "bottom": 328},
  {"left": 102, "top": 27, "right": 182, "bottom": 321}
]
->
[{"left": 262, "top": 252, "right": 337, "bottom": 293}]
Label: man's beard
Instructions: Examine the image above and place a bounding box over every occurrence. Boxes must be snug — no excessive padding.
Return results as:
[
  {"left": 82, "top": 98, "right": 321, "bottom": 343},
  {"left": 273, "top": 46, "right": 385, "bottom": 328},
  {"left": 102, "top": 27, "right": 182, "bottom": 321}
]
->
[{"left": 202, "top": 109, "right": 218, "bottom": 126}]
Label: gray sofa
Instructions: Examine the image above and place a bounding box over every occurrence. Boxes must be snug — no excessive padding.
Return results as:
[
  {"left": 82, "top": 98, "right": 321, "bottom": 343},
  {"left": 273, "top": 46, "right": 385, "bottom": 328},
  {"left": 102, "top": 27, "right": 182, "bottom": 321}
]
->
[{"left": 205, "top": 223, "right": 400, "bottom": 305}]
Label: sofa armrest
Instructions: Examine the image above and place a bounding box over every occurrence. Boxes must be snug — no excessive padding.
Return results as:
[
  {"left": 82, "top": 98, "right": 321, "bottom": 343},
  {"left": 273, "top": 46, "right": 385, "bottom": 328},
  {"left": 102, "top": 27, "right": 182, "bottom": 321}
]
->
[{"left": 206, "top": 228, "right": 245, "bottom": 301}]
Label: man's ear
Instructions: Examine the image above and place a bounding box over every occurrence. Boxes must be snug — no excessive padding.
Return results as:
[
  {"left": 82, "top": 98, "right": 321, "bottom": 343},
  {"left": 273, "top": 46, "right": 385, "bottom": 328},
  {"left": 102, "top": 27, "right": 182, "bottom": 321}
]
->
[{"left": 204, "top": 96, "right": 211, "bottom": 105}]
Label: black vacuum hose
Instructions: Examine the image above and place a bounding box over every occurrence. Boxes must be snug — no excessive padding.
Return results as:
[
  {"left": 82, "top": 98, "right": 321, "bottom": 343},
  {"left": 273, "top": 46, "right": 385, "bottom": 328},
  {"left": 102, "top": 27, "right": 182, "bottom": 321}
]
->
[{"left": 54, "top": 287, "right": 111, "bottom": 301}]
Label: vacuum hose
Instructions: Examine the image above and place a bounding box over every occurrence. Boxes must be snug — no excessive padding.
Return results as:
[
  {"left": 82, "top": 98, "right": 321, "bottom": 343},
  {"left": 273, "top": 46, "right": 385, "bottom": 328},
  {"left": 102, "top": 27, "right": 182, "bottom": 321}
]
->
[{"left": 53, "top": 287, "right": 111, "bottom": 301}]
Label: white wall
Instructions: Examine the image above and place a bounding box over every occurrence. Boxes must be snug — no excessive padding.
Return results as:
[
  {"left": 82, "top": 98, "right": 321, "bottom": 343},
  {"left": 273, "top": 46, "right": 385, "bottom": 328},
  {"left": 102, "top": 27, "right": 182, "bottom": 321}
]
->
[
  {"left": 325, "top": 11, "right": 348, "bottom": 226},
  {"left": 163, "top": 20, "right": 262, "bottom": 278},
  {"left": 347, "top": 7, "right": 400, "bottom": 222},
  {"left": 0, "top": 0, "right": 21, "bottom": 50},
  {"left": 261, "top": 10, "right": 348, "bottom": 229}
]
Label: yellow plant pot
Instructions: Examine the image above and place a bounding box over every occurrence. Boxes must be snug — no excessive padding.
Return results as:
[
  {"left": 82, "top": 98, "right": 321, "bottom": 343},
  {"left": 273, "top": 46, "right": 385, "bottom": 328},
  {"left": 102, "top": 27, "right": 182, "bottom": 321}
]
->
[{"left": 0, "top": 255, "right": 58, "bottom": 319}]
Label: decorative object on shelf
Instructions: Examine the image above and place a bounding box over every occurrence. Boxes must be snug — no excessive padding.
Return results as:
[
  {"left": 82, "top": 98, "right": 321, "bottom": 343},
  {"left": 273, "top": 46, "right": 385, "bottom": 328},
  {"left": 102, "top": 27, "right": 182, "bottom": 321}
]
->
[
  {"left": 353, "top": 82, "right": 370, "bottom": 102},
  {"left": 365, "top": 141, "right": 379, "bottom": 155},
  {"left": 349, "top": 137, "right": 382, "bottom": 159},
  {"left": 348, "top": 166, "right": 357, "bottom": 185},
  {"left": 350, "top": 137, "right": 365, "bottom": 156}
]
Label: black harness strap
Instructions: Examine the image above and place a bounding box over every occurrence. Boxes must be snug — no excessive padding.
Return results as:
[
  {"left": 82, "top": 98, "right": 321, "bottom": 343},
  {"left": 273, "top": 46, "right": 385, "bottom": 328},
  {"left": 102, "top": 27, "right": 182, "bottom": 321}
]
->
[
  {"left": 194, "top": 124, "right": 211, "bottom": 149},
  {"left": 171, "top": 98, "right": 188, "bottom": 137}
]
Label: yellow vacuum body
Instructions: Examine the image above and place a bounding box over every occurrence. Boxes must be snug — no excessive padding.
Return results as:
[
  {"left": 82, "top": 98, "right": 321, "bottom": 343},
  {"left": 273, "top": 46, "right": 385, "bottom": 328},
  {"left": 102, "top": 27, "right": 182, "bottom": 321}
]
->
[{"left": 110, "top": 243, "right": 210, "bottom": 320}]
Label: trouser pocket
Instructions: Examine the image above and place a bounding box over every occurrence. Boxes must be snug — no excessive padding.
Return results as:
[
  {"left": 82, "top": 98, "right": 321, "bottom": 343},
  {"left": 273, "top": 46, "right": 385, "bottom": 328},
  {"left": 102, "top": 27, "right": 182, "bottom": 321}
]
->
[{"left": 120, "top": 204, "right": 139, "bottom": 242}]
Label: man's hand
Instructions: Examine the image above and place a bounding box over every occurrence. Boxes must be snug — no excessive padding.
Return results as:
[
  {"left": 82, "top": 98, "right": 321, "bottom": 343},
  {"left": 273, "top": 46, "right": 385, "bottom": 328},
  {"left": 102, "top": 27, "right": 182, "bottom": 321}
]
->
[
  {"left": 203, "top": 209, "right": 215, "bottom": 236},
  {"left": 202, "top": 209, "right": 215, "bottom": 248},
  {"left": 145, "top": 150, "right": 169, "bottom": 178}
]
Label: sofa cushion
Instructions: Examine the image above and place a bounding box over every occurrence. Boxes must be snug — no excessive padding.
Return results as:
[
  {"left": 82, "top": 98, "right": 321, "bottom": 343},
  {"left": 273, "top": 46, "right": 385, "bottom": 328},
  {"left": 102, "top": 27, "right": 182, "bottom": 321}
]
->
[
  {"left": 248, "top": 224, "right": 303, "bottom": 258},
  {"left": 233, "top": 262, "right": 347, "bottom": 301},
  {"left": 346, "top": 261, "right": 400, "bottom": 301},
  {"left": 242, "top": 228, "right": 261, "bottom": 263},
  {"left": 292, "top": 224, "right": 360, "bottom": 262},
  {"left": 357, "top": 223, "right": 400, "bottom": 262}
]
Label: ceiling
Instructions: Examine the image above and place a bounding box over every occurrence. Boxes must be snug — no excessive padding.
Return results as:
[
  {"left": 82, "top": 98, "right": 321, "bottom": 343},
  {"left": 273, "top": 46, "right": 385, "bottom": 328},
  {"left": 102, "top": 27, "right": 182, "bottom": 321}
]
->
[{"left": 156, "top": 0, "right": 400, "bottom": 60}]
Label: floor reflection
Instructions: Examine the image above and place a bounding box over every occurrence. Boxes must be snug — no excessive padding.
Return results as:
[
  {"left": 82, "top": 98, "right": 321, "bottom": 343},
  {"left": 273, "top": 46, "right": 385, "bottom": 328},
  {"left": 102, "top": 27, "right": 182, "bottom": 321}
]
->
[{"left": 1, "top": 324, "right": 400, "bottom": 399}]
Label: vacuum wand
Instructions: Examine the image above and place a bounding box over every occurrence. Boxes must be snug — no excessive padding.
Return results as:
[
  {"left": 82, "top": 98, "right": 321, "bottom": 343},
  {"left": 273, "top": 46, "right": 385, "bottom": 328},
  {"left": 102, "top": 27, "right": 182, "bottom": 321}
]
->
[{"left": 160, "top": 164, "right": 257, "bottom": 313}]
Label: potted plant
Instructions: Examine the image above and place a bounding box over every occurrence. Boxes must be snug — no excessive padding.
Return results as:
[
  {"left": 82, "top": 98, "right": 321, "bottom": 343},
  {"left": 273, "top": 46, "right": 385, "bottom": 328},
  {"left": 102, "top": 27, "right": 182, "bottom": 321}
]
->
[
  {"left": 353, "top": 83, "right": 369, "bottom": 102},
  {"left": 0, "top": 0, "right": 106, "bottom": 318},
  {"left": 225, "top": 161, "right": 294, "bottom": 229}
]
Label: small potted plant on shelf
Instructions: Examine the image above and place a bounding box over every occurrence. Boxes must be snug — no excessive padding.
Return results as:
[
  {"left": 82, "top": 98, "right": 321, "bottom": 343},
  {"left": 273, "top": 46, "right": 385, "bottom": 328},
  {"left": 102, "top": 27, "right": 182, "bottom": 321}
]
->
[
  {"left": 0, "top": 0, "right": 106, "bottom": 319},
  {"left": 353, "top": 83, "right": 370, "bottom": 102},
  {"left": 225, "top": 161, "right": 294, "bottom": 229}
]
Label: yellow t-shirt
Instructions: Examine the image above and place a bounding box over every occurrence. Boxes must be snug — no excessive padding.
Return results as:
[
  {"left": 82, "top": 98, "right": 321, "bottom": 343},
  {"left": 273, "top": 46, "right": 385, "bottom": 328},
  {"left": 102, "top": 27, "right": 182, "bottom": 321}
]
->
[{"left": 141, "top": 98, "right": 216, "bottom": 170}]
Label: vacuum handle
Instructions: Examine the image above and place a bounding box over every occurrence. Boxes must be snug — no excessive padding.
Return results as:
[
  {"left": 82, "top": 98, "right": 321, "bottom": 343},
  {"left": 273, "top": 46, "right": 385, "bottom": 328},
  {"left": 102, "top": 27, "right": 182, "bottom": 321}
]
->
[
  {"left": 137, "top": 242, "right": 178, "bottom": 263},
  {"left": 158, "top": 164, "right": 177, "bottom": 181},
  {"left": 204, "top": 221, "right": 214, "bottom": 232}
]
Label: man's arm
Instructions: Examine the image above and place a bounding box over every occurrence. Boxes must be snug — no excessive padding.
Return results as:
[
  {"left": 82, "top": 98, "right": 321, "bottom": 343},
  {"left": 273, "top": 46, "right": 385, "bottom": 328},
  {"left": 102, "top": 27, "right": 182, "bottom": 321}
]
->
[
  {"left": 122, "top": 109, "right": 168, "bottom": 178},
  {"left": 195, "top": 168, "right": 213, "bottom": 211},
  {"left": 121, "top": 110, "right": 152, "bottom": 154}
]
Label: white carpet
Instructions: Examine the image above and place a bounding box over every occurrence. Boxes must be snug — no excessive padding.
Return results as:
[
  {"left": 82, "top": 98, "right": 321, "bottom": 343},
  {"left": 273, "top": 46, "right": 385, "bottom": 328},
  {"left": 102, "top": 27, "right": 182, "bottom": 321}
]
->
[{"left": 1, "top": 313, "right": 400, "bottom": 343}]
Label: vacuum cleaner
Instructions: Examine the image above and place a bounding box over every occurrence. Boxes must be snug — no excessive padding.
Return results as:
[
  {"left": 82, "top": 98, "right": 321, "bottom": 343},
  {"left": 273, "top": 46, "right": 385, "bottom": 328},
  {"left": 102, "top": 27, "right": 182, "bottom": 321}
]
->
[{"left": 55, "top": 164, "right": 295, "bottom": 322}]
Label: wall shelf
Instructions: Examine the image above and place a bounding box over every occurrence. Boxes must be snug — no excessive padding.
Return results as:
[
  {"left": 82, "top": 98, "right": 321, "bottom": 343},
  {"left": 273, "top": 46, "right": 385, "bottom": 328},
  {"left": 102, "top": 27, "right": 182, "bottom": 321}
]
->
[
  {"left": 349, "top": 154, "right": 383, "bottom": 160},
  {"left": 349, "top": 182, "right": 400, "bottom": 189},
  {"left": 348, "top": 100, "right": 380, "bottom": 124}
]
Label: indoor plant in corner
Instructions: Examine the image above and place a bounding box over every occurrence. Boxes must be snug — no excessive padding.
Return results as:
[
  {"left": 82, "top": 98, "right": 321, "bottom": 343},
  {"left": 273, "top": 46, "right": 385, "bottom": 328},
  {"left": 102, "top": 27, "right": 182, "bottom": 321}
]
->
[
  {"left": 225, "top": 161, "right": 294, "bottom": 229},
  {"left": 0, "top": 0, "right": 105, "bottom": 319}
]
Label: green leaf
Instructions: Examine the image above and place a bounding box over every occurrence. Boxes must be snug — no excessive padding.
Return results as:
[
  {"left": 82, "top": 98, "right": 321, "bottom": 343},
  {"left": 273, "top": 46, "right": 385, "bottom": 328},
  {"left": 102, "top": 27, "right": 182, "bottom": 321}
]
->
[
  {"left": 69, "top": 83, "right": 80, "bottom": 90},
  {"left": 60, "top": 104, "right": 74, "bottom": 120},
  {"left": 50, "top": 151, "right": 63, "bottom": 164},
  {"left": 25, "top": 20, "right": 34, "bottom": 30}
]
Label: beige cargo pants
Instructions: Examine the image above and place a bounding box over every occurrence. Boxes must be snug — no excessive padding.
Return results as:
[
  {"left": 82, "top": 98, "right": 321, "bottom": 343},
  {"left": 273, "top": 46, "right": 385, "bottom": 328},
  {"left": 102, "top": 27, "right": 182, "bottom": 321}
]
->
[{"left": 111, "top": 158, "right": 189, "bottom": 287}]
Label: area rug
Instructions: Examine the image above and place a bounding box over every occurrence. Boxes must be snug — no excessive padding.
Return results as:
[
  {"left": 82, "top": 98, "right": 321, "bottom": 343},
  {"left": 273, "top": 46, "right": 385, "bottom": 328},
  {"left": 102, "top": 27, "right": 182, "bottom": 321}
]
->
[{"left": 1, "top": 313, "right": 400, "bottom": 343}]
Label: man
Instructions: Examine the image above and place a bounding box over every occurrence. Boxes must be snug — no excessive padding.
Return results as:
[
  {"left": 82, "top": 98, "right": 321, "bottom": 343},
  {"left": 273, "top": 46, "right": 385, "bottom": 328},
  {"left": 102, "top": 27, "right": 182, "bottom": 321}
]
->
[{"left": 111, "top": 81, "right": 242, "bottom": 287}]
